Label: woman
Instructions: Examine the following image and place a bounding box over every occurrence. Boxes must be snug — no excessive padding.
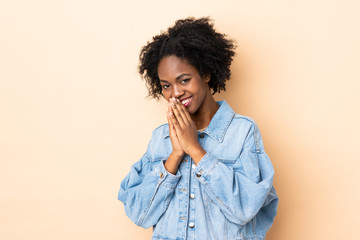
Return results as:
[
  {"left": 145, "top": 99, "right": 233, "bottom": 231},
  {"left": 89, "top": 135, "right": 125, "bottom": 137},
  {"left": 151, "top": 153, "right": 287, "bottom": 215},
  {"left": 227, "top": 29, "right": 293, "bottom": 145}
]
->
[{"left": 118, "top": 17, "right": 278, "bottom": 240}]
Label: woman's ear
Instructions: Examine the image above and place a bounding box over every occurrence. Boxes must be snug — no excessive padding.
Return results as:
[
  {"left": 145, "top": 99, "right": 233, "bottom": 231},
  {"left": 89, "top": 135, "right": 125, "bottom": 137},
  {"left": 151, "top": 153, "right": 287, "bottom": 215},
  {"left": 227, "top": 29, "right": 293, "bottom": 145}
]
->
[
  {"left": 204, "top": 75, "right": 211, "bottom": 83},
  {"left": 161, "top": 93, "right": 168, "bottom": 101}
]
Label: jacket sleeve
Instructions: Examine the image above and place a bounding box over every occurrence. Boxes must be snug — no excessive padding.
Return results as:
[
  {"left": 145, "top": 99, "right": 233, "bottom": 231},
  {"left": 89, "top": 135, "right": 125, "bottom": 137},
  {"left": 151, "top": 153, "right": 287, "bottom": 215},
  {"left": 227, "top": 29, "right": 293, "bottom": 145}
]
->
[
  {"left": 117, "top": 136, "right": 181, "bottom": 229},
  {"left": 193, "top": 121, "right": 278, "bottom": 225}
]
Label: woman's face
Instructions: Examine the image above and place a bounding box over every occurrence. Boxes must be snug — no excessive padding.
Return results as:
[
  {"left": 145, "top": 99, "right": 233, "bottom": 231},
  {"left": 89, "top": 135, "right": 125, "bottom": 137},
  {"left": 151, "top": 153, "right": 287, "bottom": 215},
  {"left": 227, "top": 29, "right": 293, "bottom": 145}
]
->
[{"left": 157, "top": 55, "right": 210, "bottom": 115}]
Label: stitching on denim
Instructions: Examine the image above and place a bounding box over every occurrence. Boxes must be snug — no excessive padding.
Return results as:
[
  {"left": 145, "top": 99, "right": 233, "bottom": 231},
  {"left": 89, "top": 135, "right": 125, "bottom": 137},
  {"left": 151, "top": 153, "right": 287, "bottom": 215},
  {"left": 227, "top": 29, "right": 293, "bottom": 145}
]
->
[
  {"left": 137, "top": 176, "right": 164, "bottom": 226},
  {"left": 155, "top": 188, "right": 173, "bottom": 235},
  {"left": 234, "top": 237, "right": 264, "bottom": 240},
  {"left": 161, "top": 181, "right": 178, "bottom": 189},
  {"left": 152, "top": 236, "right": 178, "bottom": 240},
  {"left": 223, "top": 218, "right": 228, "bottom": 239},
  {"left": 204, "top": 130, "right": 221, "bottom": 143},
  {"left": 219, "top": 111, "right": 235, "bottom": 142},
  {"left": 151, "top": 156, "right": 167, "bottom": 163},
  {"left": 202, "top": 179, "right": 242, "bottom": 224},
  {"left": 252, "top": 217, "right": 258, "bottom": 237},
  {"left": 203, "top": 157, "right": 219, "bottom": 178},
  {"left": 218, "top": 158, "right": 237, "bottom": 163},
  {"left": 233, "top": 114, "right": 256, "bottom": 123},
  {"left": 202, "top": 190, "right": 217, "bottom": 239},
  {"left": 253, "top": 123, "right": 259, "bottom": 152},
  {"left": 183, "top": 158, "right": 192, "bottom": 240},
  {"left": 142, "top": 153, "right": 152, "bottom": 169}
]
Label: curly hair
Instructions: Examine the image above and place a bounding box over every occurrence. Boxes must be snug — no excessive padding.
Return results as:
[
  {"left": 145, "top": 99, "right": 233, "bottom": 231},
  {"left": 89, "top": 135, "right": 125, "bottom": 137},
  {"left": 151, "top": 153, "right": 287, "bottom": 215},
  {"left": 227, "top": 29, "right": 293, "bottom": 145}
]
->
[{"left": 138, "top": 17, "right": 236, "bottom": 99}]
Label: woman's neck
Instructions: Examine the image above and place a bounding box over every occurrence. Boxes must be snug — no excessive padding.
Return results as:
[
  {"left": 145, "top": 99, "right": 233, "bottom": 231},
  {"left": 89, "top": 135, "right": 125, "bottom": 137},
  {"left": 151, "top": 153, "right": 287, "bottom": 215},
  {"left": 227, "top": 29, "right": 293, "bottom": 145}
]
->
[{"left": 191, "top": 95, "right": 219, "bottom": 130}]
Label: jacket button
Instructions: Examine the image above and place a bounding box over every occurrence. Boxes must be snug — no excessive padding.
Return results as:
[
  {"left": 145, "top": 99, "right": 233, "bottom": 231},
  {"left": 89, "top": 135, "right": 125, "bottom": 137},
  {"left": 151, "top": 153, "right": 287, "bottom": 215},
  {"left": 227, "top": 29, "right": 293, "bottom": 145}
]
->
[
  {"left": 196, "top": 172, "right": 202, "bottom": 178},
  {"left": 199, "top": 133, "right": 205, "bottom": 138},
  {"left": 160, "top": 173, "right": 164, "bottom": 178},
  {"left": 189, "top": 222, "right": 195, "bottom": 228},
  {"left": 190, "top": 193, "right": 195, "bottom": 199}
]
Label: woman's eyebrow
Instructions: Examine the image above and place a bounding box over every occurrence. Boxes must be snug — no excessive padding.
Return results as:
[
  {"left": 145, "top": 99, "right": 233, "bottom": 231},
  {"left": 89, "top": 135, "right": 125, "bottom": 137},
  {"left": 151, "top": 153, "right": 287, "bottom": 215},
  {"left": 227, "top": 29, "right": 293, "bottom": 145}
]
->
[
  {"left": 176, "top": 73, "right": 191, "bottom": 80},
  {"left": 160, "top": 74, "right": 191, "bottom": 83}
]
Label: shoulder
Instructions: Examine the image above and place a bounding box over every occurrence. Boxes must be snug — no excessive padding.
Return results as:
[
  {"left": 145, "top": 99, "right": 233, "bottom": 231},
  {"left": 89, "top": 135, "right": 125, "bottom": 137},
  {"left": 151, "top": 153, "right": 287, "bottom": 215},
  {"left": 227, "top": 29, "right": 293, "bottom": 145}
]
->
[
  {"left": 151, "top": 123, "right": 169, "bottom": 139},
  {"left": 228, "top": 112, "right": 264, "bottom": 149},
  {"left": 145, "top": 123, "right": 171, "bottom": 159},
  {"left": 147, "top": 123, "right": 169, "bottom": 148},
  {"left": 231, "top": 113, "right": 265, "bottom": 151},
  {"left": 217, "top": 100, "right": 258, "bottom": 130},
  {"left": 233, "top": 113, "right": 257, "bottom": 124},
  {"left": 230, "top": 112, "right": 258, "bottom": 131}
]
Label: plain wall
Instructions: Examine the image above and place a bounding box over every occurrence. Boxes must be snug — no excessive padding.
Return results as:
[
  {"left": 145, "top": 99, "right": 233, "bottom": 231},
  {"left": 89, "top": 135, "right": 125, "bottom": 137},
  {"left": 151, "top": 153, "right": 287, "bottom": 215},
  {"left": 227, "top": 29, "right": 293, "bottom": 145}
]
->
[{"left": 1, "top": 0, "right": 359, "bottom": 239}]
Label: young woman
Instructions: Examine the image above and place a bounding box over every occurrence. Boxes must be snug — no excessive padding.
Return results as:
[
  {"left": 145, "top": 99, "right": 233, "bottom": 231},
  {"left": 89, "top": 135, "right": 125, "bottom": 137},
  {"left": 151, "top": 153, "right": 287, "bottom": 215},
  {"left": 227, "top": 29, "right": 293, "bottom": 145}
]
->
[{"left": 118, "top": 17, "right": 278, "bottom": 240}]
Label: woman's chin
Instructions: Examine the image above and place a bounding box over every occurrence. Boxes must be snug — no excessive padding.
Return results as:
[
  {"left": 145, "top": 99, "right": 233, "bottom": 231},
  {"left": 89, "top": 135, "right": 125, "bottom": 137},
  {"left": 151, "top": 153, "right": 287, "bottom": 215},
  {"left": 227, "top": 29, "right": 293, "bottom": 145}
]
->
[{"left": 187, "top": 105, "right": 200, "bottom": 116}]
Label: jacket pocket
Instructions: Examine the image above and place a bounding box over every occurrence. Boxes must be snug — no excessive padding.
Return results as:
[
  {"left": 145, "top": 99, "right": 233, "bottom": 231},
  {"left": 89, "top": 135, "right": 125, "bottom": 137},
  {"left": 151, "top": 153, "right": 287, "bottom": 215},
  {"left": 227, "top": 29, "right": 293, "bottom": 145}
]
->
[
  {"left": 217, "top": 158, "right": 237, "bottom": 167},
  {"left": 202, "top": 188, "right": 243, "bottom": 239}
]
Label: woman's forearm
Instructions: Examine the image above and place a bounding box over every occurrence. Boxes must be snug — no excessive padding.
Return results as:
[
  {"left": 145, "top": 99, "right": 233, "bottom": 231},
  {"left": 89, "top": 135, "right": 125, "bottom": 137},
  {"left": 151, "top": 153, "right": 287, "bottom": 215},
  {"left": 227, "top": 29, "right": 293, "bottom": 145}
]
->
[{"left": 164, "top": 152, "right": 183, "bottom": 175}]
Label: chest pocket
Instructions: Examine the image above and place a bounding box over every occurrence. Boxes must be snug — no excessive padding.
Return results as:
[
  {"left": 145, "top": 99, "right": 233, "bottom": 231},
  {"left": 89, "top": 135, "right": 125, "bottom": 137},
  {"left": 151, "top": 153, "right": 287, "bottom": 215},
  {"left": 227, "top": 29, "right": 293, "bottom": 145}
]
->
[
  {"left": 217, "top": 151, "right": 261, "bottom": 184},
  {"left": 217, "top": 158, "right": 237, "bottom": 167}
]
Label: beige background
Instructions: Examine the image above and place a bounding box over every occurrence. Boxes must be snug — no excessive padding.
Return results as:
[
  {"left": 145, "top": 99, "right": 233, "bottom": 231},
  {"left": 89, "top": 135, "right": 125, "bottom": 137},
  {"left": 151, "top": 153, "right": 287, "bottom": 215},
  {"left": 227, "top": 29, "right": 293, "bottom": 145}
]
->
[{"left": 1, "top": 0, "right": 359, "bottom": 239}]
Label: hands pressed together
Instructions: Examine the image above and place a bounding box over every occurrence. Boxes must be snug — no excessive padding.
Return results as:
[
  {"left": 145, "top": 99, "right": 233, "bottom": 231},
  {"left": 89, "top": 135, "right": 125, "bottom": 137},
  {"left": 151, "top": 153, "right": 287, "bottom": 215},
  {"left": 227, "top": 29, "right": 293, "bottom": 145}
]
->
[{"left": 164, "top": 97, "right": 206, "bottom": 174}]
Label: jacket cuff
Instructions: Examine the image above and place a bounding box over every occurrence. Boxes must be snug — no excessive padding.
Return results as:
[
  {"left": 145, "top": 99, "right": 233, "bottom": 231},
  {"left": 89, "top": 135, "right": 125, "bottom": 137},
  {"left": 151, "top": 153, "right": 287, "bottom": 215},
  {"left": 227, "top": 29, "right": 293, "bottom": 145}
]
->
[
  {"left": 154, "top": 159, "right": 181, "bottom": 189},
  {"left": 193, "top": 152, "right": 218, "bottom": 183}
]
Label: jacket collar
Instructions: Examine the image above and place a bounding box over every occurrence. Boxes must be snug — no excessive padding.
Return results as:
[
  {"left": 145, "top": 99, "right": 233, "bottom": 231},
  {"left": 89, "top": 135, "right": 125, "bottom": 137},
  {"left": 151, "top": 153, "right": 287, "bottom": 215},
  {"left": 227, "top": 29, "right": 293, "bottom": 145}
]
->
[{"left": 162, "top": 100, "right": 235, "bottom": 143}]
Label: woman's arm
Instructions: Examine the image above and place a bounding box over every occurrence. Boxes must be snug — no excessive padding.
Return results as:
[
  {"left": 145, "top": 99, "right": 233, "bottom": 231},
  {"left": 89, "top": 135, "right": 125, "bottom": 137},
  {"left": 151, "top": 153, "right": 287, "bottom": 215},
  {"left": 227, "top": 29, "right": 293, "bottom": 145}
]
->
[
  {"left": 193, "top": 123, "right": 278, "bottom": 225},
  {"left": 118, "top": 134, "right": 181, "bottom": 229}
]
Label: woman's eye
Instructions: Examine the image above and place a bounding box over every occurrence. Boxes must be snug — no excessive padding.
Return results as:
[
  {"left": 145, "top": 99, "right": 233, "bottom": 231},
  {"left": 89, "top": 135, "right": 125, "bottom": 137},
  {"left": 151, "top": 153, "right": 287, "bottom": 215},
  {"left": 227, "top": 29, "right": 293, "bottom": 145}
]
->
[
  {"left": 162, "top": 84, "right": 170, "bottom": 89},
  {"left": 181, "top": 79, "right": 190, "bottom": 84}
]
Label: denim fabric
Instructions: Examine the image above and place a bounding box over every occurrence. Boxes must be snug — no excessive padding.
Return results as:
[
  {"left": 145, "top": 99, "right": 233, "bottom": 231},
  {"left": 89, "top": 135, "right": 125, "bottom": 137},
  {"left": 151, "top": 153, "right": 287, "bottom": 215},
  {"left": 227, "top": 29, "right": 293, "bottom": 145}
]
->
[{"left": 118, "top": 100, "right": 278, "bottom": 240}]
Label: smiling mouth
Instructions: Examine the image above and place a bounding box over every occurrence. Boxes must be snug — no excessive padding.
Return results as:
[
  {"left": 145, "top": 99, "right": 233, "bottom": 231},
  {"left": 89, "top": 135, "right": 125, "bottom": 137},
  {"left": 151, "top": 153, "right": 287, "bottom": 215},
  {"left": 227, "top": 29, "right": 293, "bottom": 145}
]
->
[{"left": 181, "top": 97, "right": 192, "bottom": 107}]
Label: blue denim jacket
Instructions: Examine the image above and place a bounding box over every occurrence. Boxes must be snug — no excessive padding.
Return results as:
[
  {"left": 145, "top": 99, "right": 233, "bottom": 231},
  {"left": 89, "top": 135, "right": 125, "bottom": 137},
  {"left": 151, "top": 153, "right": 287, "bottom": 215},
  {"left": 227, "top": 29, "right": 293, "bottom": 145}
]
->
[{"left": 118, "top": 100, "right": 278, "bottom": 240}]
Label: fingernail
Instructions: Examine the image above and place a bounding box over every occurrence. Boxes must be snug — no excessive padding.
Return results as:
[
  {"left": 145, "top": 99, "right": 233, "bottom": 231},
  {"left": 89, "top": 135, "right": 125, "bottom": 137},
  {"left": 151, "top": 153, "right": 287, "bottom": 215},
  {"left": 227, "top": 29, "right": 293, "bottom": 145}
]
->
[{"left": 176, "top": 99, "right": 180, "bottom": 103}]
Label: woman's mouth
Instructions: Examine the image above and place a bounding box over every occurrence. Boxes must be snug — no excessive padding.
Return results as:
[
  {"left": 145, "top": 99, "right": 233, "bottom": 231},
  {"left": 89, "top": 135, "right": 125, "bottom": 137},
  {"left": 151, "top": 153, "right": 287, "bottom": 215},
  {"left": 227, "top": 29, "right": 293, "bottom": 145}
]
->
[{"left": 181, "top": 97, "right": 192, "bottom": 108}]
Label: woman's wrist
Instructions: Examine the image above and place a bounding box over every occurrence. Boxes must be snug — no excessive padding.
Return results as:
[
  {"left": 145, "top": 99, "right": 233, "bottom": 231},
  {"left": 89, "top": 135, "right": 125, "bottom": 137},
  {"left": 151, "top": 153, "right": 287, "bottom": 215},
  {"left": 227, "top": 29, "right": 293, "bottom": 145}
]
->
[
  {"left": 164, "top": 152, "right": 184, "bottom": 175},
  {"left": 170, "top": 151, "right": 185, "bottom": 159},
  {"left": 189, "top": 145, "right": 207, "bottom": 165}
]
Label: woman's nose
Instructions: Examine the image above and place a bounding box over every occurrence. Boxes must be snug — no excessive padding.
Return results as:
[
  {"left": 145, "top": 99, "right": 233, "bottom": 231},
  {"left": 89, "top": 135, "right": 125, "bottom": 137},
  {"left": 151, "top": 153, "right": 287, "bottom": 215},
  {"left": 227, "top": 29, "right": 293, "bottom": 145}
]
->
[{"left": 172, "top": 85, "right": 184, "bottom": 98}]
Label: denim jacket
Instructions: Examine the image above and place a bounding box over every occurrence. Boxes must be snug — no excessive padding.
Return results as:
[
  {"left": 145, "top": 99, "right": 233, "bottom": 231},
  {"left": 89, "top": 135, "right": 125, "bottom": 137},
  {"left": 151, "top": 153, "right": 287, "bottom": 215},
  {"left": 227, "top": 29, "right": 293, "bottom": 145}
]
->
[{"left": 118, "top": 100, "right": 278, "bottom": 240}]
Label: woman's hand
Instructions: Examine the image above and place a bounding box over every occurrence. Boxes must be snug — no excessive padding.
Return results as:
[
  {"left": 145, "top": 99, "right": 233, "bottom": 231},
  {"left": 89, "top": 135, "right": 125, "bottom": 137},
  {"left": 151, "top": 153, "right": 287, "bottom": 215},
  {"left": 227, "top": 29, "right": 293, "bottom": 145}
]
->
[
  {"left": 168, "top": 97, "right": 206, "bottom": 164},
  {"left": 167, "top": 103, "right": 185, "bottom": 158}
]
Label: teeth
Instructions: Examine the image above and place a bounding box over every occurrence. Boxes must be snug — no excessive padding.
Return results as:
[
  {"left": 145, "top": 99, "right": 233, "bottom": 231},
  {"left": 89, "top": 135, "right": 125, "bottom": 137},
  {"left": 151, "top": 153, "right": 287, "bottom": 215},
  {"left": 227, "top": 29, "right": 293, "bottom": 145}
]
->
[{"left": 182, "top": 98, "right": 191, "bottom": 104}]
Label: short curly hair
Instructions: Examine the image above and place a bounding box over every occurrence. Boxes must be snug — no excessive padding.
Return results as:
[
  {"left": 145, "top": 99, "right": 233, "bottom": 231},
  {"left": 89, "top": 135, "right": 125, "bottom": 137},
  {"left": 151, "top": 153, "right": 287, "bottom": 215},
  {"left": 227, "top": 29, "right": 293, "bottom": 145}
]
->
[{"left": 138, "top": 17, "right": 236, "bottom": 99}]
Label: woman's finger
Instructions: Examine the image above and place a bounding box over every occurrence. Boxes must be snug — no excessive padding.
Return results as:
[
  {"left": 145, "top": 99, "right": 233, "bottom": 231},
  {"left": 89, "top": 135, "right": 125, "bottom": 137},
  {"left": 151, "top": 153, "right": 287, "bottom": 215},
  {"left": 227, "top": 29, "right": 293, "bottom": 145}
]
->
[
  {"left": 168, "top": 103, "right": 177, "bottom": 129},
  {"left": 167, "top": 103, "right": 173, "bottom": 128},
  {"left": 167, "top": 111, "right": 173, "bottom": 132},
  {"left": 169, "top": 103, "right": 182, "bottom": 133},
  {"left": 175, "top": 99, "right": 192, "bottom": 124},
  {"left": 170, "top": 98, "right": 186, "bottom": 128}
]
